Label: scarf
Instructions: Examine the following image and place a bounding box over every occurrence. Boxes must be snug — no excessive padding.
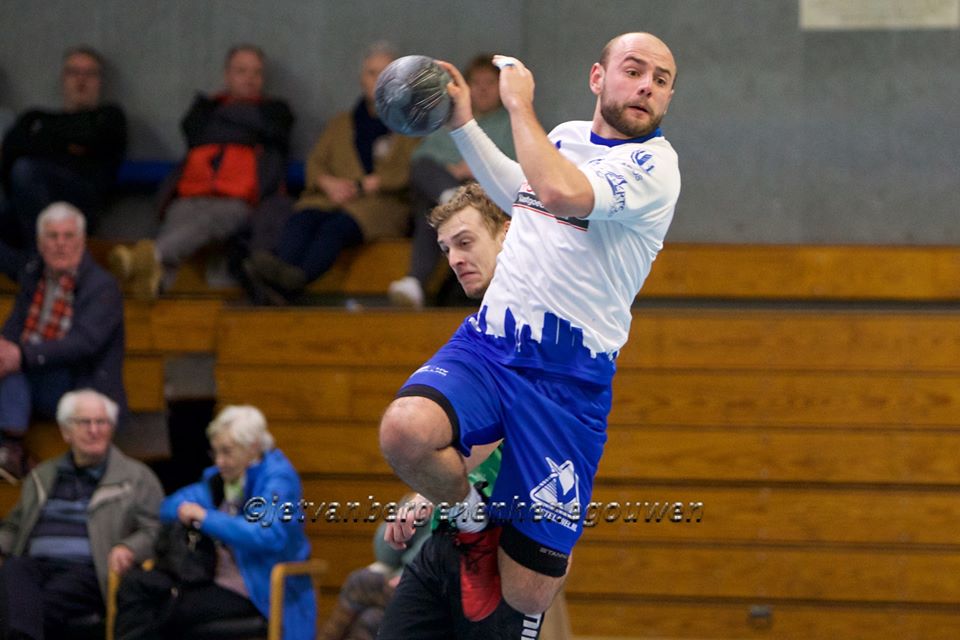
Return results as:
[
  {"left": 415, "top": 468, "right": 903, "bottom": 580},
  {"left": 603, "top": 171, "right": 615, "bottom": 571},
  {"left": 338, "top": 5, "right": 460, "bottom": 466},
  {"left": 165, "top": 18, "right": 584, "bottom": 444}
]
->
[{"left": 21, "top": 272, "right": 76, "bottom": 344}]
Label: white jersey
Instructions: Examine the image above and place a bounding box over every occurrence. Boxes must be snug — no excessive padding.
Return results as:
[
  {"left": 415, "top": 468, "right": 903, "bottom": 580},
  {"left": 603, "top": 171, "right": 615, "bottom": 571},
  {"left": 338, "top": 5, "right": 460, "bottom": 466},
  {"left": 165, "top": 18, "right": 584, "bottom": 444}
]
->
[{"left": 452, "top": 120, "right": 680, "bottom": 384}]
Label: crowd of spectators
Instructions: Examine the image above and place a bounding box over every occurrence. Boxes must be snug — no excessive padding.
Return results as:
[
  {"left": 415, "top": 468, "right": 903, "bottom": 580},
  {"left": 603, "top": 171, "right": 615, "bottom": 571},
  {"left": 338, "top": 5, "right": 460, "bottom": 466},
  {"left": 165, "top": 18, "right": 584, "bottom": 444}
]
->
[{"left": 0, "top": 40, "right": 533, "bottom": 639}]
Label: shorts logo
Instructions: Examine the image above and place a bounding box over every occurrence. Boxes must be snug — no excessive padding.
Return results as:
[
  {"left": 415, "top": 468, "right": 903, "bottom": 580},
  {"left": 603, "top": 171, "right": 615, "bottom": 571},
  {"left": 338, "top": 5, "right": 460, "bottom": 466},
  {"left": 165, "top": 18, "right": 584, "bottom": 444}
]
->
[
  {"left": 529, "top": 457, "right": 581, "bottom": 531},
  {"left": 413, "top": 364, "right": 448, "bottom": 376}
]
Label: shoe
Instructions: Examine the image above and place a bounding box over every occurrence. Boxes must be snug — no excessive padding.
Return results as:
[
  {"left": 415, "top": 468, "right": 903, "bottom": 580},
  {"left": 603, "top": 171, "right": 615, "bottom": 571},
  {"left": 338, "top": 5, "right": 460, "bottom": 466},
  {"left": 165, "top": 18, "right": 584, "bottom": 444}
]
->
[
  {"left": 0, "top": 440, "right": 28, "bottom": 485},
  {"left": 438, "top": 187, "right": 458, "bottom": 205},
  {"left": 456, "top": 527, "right": 502, "bottom": 622},
  {"left": 242, "top": 259, "right": 288, "bottom": 306},
  {"left": 249, "top": 250, "right": 307, "bottom": 292},
  {"left": 128, "top": 239, "right": 162, "bottom": 300},
  {"left": 107, "top": 244, "right": 133, "bottom": 281},
  {"left": 387, "top": 276, "right": 424, "bottom": 309}
]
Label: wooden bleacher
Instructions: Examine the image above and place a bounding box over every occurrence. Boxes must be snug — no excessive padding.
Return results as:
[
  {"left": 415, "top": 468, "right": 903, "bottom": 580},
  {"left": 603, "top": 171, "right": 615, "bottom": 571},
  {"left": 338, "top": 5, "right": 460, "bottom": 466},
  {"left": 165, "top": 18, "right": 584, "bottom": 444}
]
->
[
  {"left": 6, "top": 241, "right": 956, "bottom": 301},
  {"left": 0, "top": 297, "right": 222, "bottom": 513},
  {"left": 2, "top": 243, "right": 960, "bottom": 638},
  {"left": 150, "top": 241, "right": 960, "bottom": 300},
  {"left": 214, "top": 304, "right": 960, "bottom": 638}
]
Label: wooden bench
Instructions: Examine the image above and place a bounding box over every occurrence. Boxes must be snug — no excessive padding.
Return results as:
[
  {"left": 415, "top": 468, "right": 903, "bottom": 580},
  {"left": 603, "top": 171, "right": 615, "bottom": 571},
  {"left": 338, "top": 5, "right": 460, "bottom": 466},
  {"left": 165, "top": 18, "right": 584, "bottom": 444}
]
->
[
  {"left": 7, "top": 242, "right": 959, "bottom": 302},
  {"left": 5, "top": 243, "right": 960, "bottom": 638},
  {"left": 0, "top": 297, "right": 222, "bottom": 465},
  {"left": 213, "top": 304, "right": 960, "bottom": 638},
  {"left": 134, "top": 242, "right": 960, "bottom": 301}
]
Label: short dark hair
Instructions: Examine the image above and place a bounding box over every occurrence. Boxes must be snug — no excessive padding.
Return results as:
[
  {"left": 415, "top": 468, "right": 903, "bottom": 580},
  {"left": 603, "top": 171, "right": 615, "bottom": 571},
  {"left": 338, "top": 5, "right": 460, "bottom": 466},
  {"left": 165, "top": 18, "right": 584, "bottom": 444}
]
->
[
  {"left": 62, "top": 45, "right": 104, "bottom": 70},
  {"left": 225, "top": 44, "right": 265, "bottom": 68},
  {"left": 362, "top": 41, "right": 398, "bottom": 67},
  {"left": 428, "top": 183, "right": 508, "bottom": 237},
  {"left": 465, "top": 54, "right": 499, "bottom": 82}
]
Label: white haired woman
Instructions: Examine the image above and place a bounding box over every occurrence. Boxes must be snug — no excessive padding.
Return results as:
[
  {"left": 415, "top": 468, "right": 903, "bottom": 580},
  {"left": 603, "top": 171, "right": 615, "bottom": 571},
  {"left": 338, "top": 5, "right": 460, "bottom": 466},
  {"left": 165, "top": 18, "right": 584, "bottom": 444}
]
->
[{"left": 115, "top": 405, "right": 315, "bottom": 640}]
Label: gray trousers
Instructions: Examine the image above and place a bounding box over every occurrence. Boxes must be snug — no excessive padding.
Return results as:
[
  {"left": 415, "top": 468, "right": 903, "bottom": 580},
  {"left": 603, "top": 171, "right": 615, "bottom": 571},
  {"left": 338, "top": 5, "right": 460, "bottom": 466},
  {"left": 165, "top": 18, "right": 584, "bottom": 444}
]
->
[{"left": 156, "top": 196, "right": 251, "bottom": 268}]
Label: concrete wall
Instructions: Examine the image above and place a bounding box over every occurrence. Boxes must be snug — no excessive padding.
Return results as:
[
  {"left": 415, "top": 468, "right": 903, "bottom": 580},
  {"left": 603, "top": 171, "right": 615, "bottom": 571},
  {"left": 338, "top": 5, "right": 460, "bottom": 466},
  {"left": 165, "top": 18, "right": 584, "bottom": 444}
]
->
[{"left": 1, "top": 0, "right": 957, "bottom": 243}]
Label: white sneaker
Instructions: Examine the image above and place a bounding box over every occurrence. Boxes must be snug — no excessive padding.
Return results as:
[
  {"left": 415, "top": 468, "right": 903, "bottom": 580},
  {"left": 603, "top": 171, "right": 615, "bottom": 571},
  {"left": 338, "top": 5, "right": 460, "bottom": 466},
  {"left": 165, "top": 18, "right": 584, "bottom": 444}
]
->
[{"left": 388, "top": 276, "right": 425, "bottom": 308}]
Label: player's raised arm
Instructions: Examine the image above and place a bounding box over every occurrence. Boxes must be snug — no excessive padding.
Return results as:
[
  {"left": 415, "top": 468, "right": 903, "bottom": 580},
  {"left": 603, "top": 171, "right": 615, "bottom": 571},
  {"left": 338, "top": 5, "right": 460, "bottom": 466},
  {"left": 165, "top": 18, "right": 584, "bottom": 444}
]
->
[{"left": 494, "top": 55, "right": 596, "bottom": 219}]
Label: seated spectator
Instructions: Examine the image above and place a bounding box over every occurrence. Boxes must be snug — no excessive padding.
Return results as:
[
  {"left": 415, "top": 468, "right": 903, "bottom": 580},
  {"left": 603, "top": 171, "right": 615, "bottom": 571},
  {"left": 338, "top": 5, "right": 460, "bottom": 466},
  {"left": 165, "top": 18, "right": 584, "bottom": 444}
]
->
[
  {"left": 388, "top": 54, "right": 515, "bottom": 308},
  {"left": 0, "top": 202, "right": 126, "bottom": 483},
  {"left": 0, "top": 46, "right": 126, "bottom": 279},
  {"left": 115, "top": 405, "right": 315, "bottom": 640},
  {"left": 0, "top": 389, "right": 164, "bottom": 640},
  {"left": 109, "top": 44, "right": 293, "bottom": 298},
  {"left": 243, "top": 42, "right": 419, "bottom": 305},
  {"left": 318, "top": 510, "right": 429, "bottom": 640}
]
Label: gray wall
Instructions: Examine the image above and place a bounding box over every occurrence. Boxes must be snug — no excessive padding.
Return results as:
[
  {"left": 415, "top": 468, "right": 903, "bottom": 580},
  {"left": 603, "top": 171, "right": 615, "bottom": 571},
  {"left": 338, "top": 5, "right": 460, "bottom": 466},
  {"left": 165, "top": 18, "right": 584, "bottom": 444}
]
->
[{"left": 1, "top": 0, "right": 957, "bottom": 244}]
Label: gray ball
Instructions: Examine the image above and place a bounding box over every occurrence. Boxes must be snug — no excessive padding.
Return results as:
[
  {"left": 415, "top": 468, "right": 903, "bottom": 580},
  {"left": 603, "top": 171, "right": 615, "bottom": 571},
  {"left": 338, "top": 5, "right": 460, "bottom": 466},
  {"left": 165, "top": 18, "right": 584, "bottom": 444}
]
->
[{"left": 375, "top": 55, "right": 452, "bottom": 137}]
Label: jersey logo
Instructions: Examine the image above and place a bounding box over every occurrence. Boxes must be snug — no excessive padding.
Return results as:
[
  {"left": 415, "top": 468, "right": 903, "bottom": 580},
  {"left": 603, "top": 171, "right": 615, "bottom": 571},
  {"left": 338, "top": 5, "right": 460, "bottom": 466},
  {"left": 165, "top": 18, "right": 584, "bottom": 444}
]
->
[
  {"left": 529, "top": 457, "right": 581, "bottom": 531},
  {"left": 597, "top": 169, "right": 627, "bottom": 216},
  {"left": 631, "top": 150, "right": 655, "bottom": 171},
  {"left": 514, "top": 184, "right": 589, "bottom": 231}
]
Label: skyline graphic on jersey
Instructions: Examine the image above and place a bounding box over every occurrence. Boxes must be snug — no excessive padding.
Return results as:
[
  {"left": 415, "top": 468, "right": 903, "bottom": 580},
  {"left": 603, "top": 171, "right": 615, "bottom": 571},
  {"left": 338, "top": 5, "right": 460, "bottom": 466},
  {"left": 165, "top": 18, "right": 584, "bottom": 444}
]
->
[{"left": 470, "top": 306, "right": 616, "bottom": 384}]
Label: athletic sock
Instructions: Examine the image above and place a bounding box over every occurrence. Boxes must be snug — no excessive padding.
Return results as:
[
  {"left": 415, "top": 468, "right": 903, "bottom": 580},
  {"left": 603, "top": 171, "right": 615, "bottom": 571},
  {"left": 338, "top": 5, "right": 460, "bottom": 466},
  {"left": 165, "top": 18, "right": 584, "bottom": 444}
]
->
[{"left": 449, "top": 484, "right": 487, "bottom": 533}]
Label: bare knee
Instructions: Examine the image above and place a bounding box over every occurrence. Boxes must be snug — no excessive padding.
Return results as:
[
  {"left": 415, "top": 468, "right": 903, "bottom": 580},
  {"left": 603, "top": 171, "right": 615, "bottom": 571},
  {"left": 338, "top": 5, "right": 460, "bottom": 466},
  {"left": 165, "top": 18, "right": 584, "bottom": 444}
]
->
[
  {"left": 498, "top": 548, "right": 566, "bottom": 615},
  {"left": 379, "top": 396, "right": 451, "bottom": 468}
]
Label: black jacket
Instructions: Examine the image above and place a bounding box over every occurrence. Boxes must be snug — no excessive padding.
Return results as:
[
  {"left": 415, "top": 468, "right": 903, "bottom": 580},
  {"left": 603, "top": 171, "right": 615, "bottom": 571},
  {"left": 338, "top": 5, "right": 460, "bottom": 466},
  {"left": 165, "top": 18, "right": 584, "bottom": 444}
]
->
[{"left": 0, "top": 104, "right": 127, "bottom": 193}]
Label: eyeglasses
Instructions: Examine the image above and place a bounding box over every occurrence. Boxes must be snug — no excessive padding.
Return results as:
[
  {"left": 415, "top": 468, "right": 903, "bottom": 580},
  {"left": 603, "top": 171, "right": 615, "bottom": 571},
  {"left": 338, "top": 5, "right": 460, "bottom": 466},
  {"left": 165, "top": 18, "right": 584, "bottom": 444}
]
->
[
  {"left": 68, "top": 417, "right": 112, "bottom": 429},
  {"left": 63, "top": 67, "right": 101, "bottom": 79},
  {"left": 209, "top": 445, "right": 239, "bottom": 460}
]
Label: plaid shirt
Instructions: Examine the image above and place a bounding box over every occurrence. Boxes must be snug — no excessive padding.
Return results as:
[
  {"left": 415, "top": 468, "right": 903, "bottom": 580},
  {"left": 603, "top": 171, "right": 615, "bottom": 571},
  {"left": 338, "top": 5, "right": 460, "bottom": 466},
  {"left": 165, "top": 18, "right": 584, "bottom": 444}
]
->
[{"left": 20, "top": 271, "right": 76, "bottom": 344}]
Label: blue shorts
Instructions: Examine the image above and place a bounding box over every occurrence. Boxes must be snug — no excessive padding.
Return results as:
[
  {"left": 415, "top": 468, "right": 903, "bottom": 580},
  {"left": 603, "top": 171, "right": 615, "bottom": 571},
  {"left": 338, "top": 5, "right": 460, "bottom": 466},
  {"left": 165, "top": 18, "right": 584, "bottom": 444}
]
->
[{"left": 398, "top": 325, "right": 611, "bottom": 572}]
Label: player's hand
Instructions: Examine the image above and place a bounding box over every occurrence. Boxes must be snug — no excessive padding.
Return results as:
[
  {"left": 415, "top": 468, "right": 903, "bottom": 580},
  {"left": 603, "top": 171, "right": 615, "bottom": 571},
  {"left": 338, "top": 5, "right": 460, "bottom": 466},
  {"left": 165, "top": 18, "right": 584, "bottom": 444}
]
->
[
  {"left": 108, "top": 544, "right": 135, "bottom": 575},
  {"left": 493, "top": 55, "right": 535, "bottom": 114},
  {"left": 435, "top": 60, "right": 473, "bottom": 130},
  {"left": 383, "top": 495, "right": 433, "bottom": 550}
]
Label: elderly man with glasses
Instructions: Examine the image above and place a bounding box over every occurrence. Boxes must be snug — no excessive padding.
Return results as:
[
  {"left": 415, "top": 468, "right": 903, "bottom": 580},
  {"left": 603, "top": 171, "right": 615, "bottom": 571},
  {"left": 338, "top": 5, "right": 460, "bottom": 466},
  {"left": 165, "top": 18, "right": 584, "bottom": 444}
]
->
[{"left": 0, "top": 388, "right": 163, "bottom": 640}]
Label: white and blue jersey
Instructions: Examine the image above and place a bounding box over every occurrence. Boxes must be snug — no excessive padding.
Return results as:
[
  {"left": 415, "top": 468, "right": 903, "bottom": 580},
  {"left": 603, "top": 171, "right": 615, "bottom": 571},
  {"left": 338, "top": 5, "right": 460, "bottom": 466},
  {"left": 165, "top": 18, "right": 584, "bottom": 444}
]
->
[
  {"left": 400, "top": 119, "right": 680, "bottom": 562},
  {"left": 460, "top": 120, "right": 679, "bottom": 385}
]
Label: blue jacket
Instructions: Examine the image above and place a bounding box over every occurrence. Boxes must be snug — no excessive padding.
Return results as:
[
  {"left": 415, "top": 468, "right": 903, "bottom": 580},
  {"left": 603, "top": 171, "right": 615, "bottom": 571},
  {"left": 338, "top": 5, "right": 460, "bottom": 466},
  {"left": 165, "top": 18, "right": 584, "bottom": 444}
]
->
[
  {"left": 1, "top": 250, "right": 128, "bottom": 422},
  {"left": 160, "top": 448, "right": 315, "bottom": 640}
]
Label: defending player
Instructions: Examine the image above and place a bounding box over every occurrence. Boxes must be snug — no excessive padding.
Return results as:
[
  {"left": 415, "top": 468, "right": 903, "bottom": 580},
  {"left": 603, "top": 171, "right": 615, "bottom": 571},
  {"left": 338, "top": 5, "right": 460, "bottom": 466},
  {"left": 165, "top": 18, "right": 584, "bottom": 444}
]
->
[{"left": 379, "top": 32, "right": 680, "bottom": 618}]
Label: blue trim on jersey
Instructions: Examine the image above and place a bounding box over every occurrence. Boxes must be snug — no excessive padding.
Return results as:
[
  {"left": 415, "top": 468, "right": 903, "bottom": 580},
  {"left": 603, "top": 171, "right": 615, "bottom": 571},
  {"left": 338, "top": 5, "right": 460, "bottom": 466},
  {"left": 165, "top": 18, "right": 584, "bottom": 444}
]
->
[
  {"left": 469, "top": 307, "right": 616, "bottom": 385},
  {"left": 589, "top": 127, "right": 662, "bottom": 147}
]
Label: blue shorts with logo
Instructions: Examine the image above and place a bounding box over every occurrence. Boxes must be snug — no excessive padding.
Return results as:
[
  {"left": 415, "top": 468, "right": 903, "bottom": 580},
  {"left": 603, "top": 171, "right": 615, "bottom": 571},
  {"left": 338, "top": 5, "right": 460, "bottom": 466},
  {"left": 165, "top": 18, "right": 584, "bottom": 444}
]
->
[{"left": 398, "top": 323, "right": 612, "bottom": 566}]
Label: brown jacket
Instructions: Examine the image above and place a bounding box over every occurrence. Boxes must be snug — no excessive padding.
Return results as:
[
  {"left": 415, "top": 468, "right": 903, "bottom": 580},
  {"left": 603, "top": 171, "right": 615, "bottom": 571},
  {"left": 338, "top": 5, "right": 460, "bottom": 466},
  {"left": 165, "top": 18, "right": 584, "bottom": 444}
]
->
[{"left": 296, "top": 110, "right": 419, "bottom": 240}]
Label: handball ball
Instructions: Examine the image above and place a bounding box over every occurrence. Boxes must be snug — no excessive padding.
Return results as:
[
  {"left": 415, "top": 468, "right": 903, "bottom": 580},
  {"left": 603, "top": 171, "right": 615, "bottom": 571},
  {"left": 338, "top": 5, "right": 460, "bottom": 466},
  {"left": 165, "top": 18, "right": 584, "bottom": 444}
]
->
[{"left": 375, "top": 55, "right": 452, "bottom": 137}]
